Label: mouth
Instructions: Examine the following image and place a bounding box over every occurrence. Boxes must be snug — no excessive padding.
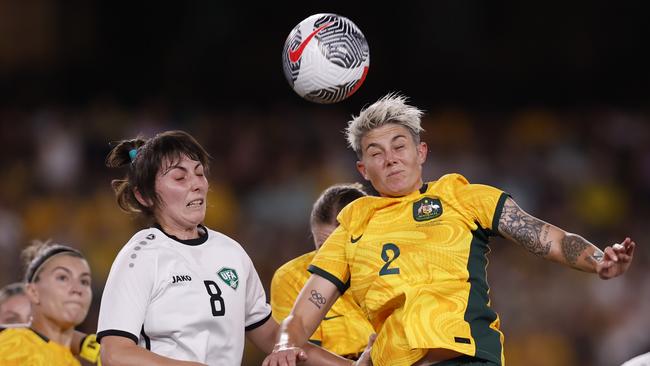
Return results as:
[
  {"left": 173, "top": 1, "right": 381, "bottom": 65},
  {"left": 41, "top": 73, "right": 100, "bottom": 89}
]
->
[
  {"left": 387, "top": 170, "right": 404, "bottom": 178},
  {"left": 186, "top": 199, "right": 204, "bottom": 208},
  {"left": 64, "top": 301, "right": 84, "bottom": 308}
]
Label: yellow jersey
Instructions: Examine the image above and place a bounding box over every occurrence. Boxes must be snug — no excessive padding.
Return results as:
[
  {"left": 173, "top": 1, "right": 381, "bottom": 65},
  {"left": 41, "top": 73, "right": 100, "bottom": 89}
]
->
[
  {"left": 0, "top": 327, "right": 81, "bottom": 366},
  {"left": 310, "top": 174, "right": 508, "bottom": 366},
  {"left": 271, "top": 251, "right": 374, "bottom": 357}
]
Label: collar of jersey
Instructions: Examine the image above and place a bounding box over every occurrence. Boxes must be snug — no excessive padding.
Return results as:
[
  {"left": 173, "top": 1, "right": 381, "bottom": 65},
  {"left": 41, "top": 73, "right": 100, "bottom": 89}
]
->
[
  {"left": 375, "top": 182, "right": 429, "bottom": 202},
  {"left": 153, "top": 224, "right": 209, "bottom": 246},
  {"left": 29, "top": 327, "right": 49, "bottom": 343}
]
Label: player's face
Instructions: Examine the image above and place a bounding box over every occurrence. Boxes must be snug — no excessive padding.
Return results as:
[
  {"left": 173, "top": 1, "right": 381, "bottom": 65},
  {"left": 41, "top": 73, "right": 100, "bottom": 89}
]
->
[
  {"left": 356, "top": 124, "right": 427, "bottom": 197},
  {"left": 0, "top": 293, "right": 31, "bottom": 324},
  {"left": 154, "top": 155, "right": 208, "bottom": 235},
  {"left": 27, "top": 255, "right": 92, "bottom": 328},
  {"left": 311, "top": 221, "right": 338, "bottom": 251}
]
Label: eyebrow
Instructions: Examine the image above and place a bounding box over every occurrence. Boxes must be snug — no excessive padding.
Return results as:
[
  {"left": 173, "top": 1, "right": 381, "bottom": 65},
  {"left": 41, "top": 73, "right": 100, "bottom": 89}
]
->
[
  {"left": 365, "top": 134, "right": 408, "bottom": 152},
  {"left": 51, "top": 266, "right": 91, "bottom": 278},
  {"left": 161, "top": 162, "right": 203, "bottom": 176}
]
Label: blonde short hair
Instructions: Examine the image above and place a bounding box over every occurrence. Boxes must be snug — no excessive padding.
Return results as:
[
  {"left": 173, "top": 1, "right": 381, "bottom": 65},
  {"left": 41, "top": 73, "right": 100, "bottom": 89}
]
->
[{"left": 345, "top": 93, "right": 424, "bottom": 157}]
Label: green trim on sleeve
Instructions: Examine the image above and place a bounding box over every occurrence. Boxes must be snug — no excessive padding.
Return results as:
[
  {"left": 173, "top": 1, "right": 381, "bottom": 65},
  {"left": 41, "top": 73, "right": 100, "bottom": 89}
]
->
[
  {"left": 307, "top": 265, "right": 350, "bottom": 294},
  {"left": 491, "top": 192, "right": 510, "bottom": 234}
]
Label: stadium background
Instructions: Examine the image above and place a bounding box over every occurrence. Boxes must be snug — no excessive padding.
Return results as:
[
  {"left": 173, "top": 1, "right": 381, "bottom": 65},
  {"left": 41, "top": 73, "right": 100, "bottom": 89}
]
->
[{"left": 0, "top": 2, "right": 648, "bottom": 365}]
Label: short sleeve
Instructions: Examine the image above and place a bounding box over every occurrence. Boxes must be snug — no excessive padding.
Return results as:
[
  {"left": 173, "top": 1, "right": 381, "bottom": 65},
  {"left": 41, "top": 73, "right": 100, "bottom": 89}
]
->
[
  {"left": 97, "top": 243, "right": 156, "bottom": 344},
  {"left": 243, "top": 255, "right": 272, "bottom": 331},
  {"left": 455, "top": 179, "right": 509, "bottom": 232},
  {"left": 308, "top": 225, "right": 350, "bottom": 294}
]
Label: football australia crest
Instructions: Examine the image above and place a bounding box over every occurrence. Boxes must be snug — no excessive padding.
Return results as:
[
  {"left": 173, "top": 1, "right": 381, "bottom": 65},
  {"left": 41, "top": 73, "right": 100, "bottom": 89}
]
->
[
  {"left": 217, "top": 267, "right": 239, "bottom": 290},
  {"left": 413, "top": 197, "right": 443, "bottom": 221}
]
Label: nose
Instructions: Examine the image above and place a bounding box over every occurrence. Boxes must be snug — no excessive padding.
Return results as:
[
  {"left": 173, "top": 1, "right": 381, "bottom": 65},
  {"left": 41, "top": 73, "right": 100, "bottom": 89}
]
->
[
  {"left": 385, "top": 150, "right": 398, "bottom": 166},
  {"left": 70, "top": 281, "right": 84, "bottom": 296},
  {"left": 191, "top": 173, "right": 207, "bottom": 192}
]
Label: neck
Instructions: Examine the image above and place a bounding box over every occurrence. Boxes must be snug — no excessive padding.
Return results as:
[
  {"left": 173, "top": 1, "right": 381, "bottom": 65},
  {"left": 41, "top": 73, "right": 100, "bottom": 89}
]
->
[
  {"left": 158, "top": 221, "right": 200, "bottom": 240},
  {"left": 31, "top": 312, "right": 74, "bottom": 347},
  {"left": 380, "top": 179, "right": 424, "bottom": 198}
]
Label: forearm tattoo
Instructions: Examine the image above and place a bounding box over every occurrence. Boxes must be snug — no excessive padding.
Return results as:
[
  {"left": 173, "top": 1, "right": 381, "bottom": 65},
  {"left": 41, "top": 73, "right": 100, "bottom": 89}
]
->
[
  {"left": 498, "top": 199, "right": 551, "bottom": 257},
  {"left": 308, "top": 290, "right": 326, "bottom": 309},
  {"left": 560, "top": 234, "right": 591, "bottom": 265},
  {"left": 591, "top": 250, "right": 604, "bottom": 263}
]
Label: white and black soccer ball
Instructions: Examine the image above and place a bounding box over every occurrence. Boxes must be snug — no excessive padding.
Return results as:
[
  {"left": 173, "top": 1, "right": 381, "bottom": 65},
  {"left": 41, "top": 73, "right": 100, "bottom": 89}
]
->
[{"left": 282, "top": 13, "right": 370, "bottom": 104}]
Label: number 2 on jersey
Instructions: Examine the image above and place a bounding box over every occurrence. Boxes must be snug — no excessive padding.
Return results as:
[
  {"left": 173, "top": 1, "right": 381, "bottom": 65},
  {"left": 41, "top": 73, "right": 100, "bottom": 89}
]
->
[
  {"left": 203, "top": 280, "right": 226, "bottom": 316},
  {"left": 379, "top": 243, "right": 401, "bottom": 275}
]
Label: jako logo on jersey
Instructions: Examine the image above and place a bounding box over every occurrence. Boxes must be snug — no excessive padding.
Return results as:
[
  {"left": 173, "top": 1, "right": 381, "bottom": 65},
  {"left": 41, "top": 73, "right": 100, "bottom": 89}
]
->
[
  {"left": 413, "top": 197, "right": 443, "bottom": 222},
  {"left": 217, "top": 268, "right": 239, "bottom": 290},
  {"left": 172, "top": 275, "right": 192, "bottom": 284}
]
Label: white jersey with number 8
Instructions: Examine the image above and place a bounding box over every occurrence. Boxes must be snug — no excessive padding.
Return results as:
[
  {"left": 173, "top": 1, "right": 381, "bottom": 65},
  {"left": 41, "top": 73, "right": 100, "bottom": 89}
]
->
[{"left": 97, "top": 226, "right": 271, "bottom": 365}]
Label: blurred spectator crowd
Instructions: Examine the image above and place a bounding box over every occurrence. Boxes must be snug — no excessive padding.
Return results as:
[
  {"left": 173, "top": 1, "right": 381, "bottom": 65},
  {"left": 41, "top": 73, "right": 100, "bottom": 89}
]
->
[{"left": 0, "top": 100, "right": 648, "bottom": 366}]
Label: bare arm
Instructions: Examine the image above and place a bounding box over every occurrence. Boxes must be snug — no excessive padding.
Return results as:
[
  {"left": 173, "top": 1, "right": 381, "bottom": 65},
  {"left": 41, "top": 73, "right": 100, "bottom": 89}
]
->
[
  {"left": 262, "top": 274, "right": 348, "bottom": 366},
  {"left": 497, "top": 197, "right": 635, "bottom": 278},
  {"left": 100, "top": 336, "right": 206, "bottom": 366},
  {"left": 248, "top": 317, "right": 363, "bottom": 366}
]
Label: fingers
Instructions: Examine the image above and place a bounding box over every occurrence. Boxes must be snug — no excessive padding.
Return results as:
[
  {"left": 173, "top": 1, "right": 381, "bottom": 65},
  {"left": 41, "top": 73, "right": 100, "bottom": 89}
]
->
[
  {"left": 603, "top": 246, "right": 619, "bottom": 263},
  {"left": 297, "top": 349, "right": 307, "bottom": 362},
  {"left": 612, "top": 238, "right": 636, "bottom": 263},
  {"left": 625, "top": 240, "right": 636, "bottom": 256},
  {"left": 262, "top": 349, "right": 304, "bottom": 366}
]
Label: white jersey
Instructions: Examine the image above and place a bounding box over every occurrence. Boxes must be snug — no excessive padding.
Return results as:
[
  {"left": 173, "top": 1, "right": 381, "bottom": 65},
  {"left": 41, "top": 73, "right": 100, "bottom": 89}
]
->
[{"left": 97, "top": 226, "right": 271, "bottom": 365}]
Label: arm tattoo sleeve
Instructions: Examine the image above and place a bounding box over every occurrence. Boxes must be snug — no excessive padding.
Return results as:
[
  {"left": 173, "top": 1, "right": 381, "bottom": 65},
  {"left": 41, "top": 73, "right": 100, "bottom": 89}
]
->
[
  {"left": 561, "top": 234, "right": 591, "bottom": 265},
  {"left": 498, "top": 199, "right": 552, "bottom": 257}
]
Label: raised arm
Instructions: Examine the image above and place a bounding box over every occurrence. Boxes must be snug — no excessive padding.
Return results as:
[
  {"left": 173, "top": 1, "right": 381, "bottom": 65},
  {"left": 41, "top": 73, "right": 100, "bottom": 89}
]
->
[
  {"left": 262, "top": 274, "right": 347, "bottom": 366},
  {"left": 497, "top": 197, "right": 635, "bottom": 279}
]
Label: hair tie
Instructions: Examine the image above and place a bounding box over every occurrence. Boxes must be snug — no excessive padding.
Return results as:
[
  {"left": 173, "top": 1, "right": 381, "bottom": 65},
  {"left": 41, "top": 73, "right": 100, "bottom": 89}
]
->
[{"left": 129, "top": 148, "right": 138, "bottom": 163}]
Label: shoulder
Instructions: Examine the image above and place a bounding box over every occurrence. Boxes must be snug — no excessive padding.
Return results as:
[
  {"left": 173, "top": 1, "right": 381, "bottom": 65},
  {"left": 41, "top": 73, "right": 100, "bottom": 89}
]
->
[
  {"left": 428, "top": 173, "right": 470, "bottom": 190},
  {"left": 275, "top": 251, "right": 315, "bottom": 277},
  {"left": 205, "top": 228, "right": 241, "bottom": 246},
  {"left": 204, "top": 227, "right": 249, "bottom": 255},
  {"left": 0, "top": 327, "right": 42, "bottom": 345},
  {"left": 118, "top": 227, "right": 169, "bottom": 254},
  {"left": 336, "top": 195, "right": 380, "bottom": 226}
]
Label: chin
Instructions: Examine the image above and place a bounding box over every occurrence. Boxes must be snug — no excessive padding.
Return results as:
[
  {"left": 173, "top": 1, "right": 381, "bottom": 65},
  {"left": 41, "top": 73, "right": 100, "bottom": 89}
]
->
[{"left": 382, "top": 183, "right": 412, "bottom": 197}]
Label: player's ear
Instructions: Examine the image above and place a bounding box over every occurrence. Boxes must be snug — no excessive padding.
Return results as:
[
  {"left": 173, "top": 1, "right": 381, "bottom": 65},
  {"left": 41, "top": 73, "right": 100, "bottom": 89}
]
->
[
  {"left": 133, "top": 187, "right": 153, "bottom": 207},
  {"left": 356, "top": 160, "right": 369, "bottom": 181},
  {"left": 417, "top": 142, "right": 428, "bottom": 165},
  {"left": 25, "top": 283, "right": 39, "bottom": 305}
]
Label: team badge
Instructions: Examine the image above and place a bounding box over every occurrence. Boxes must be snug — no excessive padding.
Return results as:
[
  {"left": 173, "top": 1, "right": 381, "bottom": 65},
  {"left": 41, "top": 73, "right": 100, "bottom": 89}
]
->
[
  {"left": 413, "top": 197, "right": 443, "bottom": 221},
  {"left": 217, "top": 267, "right": 239, "bottom": 290}
]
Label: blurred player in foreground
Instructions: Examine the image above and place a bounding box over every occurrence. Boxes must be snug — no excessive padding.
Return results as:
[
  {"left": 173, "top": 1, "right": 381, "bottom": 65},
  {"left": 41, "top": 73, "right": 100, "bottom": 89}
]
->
[
  {"left": 263, "top": 94, "right": 636, "bottom": 366},
  {"left": 271, "top": 183, "right": 375, "bottom": 359},
  {"left": 0, "top": 240, "right": 99, "bottom": 365},
  {"left": 98, "top": 130, "right": 372, "bottom": 366},
  {"left": 0, "top": 282, "right": 31, "bottom": 324}
]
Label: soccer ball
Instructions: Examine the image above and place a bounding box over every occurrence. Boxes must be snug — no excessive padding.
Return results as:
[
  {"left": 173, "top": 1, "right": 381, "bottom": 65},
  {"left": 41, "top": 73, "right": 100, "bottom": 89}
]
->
[{"left": 282, "top": 13, "right": 370, "bottom": 104}]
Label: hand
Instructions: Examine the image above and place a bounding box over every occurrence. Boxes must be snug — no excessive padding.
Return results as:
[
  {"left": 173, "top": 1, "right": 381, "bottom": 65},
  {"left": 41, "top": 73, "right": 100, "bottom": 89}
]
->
[
  {"left": 262, "top": 344, "right": 308, "bottom": 366},
  {"left": 353, "top": 334, "right": 376, "bottom": 366},
  {"left": 596, "top": 237, "right": 635, "bottom": 279}
]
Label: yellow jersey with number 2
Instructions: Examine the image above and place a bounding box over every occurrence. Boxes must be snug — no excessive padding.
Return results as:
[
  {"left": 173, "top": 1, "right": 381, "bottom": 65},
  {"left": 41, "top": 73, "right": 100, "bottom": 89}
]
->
[{"left": 310, "top": 173, "right": 508, "bottom": 366}]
